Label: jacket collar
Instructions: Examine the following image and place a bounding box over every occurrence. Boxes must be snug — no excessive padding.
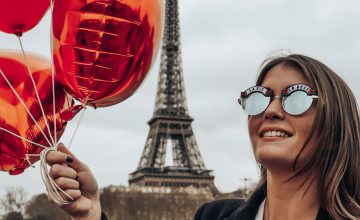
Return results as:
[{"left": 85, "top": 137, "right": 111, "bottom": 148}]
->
[{"left": 225, "top": 187, "right": 331, "bottom": 220}]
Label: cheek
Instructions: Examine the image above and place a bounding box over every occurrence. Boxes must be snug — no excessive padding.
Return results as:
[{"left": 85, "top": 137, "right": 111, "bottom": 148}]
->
[
  {"left": 248, "top": 117, "right": 260, "bottom": 142},
  {"left": 291, "top": 111, "right": 317, "bottom": 151},
  {"left": 295, "top": 130, "right": 319, "bottom": 166},
  {"left": 295, "top": 112, "right": 316, "bottom": 138},
  {"left": 296, "top": 121, "right": 313, "bottom": 139}
]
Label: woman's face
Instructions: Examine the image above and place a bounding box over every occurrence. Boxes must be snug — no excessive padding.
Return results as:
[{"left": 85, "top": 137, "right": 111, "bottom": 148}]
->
[{"left": 248, "top": 64, "right": 318, "bottom": 171}]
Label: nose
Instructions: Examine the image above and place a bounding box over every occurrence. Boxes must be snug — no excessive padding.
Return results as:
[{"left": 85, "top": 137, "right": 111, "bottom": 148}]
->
[{"left": 264, "top": 96, "right": 285, "bottom": 120}]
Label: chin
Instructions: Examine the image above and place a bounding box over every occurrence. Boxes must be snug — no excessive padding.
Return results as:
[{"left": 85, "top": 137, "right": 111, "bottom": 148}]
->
[{"left": 254, "top": 145, "right": 296, "bottom": 170}]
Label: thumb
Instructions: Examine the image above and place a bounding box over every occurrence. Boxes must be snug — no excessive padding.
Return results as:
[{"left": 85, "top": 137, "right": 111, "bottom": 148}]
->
[
  {"left": 57, "top": 143, "right": 87, "bottom": 172},
  {"left": 57, "top": 143, "right": 75, "bottom": 157}
]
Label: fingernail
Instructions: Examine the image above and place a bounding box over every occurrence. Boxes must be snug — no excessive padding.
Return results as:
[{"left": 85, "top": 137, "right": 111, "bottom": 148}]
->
[{"left": 66, "top": 156, "right": 74, "bottom": 163}]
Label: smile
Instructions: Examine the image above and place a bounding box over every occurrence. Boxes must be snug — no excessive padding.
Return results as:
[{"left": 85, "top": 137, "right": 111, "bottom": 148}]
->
[{"left": 261, "top": 130, "right": 291, "bottom": 138}]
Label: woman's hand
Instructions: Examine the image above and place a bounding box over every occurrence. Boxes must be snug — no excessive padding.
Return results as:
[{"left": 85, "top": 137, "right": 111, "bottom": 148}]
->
[{"left": 46, "top": 143, "right": 102, "bottom": 220}]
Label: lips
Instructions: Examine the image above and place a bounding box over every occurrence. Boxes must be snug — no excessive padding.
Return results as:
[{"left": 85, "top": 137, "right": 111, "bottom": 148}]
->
[{"left": 259, "top": 127, "right": 293, "bottom": 138}]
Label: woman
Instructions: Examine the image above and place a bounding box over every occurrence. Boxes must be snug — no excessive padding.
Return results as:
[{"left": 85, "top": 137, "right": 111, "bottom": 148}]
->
[
  {"left": 47, "top": 54, "right": 360, "bottom": 219},
  {"left": 195, "top": 54, "right": 360, "bottom": 219}
]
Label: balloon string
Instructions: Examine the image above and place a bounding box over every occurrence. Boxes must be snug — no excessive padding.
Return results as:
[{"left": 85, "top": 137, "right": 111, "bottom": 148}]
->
[
  {"left": 40, "top": 1, "right": 73, "bottom": 206},
  {"left": 0, "top": 126, "right": 47, "bottom": 169},
  {"left": 0, "top": 127, "right": 48, "bottom": 149},
  {"left": 68, "top": 107, "right": 87, "bottom": 150},
  {"left": 50, "top": 0, "right": 57, "bottom": 145},
  {"left": 25, "top": 149, "right": 75, "bottom": 206},
  {"left": 17, "top": 37, "right": 55, "bottom": 146},
  {"left": 32, "top": 1, "right": 72, "bottom": 206},
  {"left": 40, "top": 148, "right": 73, "bottom": 206},
  {"left": 0, "top": 69, "right": 53, "bottom": 147}
]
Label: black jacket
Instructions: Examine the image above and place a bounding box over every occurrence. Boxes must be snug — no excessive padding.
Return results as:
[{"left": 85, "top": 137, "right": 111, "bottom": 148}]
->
[
  {"left": 194, "top": 188, "right": 332, "bottom": 220},
  {"left": 101, "top": 212, "right": 108, "bottom": 220}
]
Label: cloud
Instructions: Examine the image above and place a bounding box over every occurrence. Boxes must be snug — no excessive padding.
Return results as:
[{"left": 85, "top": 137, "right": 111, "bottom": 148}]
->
[{"left": 1, "top": 1, "right": 360, "bottom": 199}]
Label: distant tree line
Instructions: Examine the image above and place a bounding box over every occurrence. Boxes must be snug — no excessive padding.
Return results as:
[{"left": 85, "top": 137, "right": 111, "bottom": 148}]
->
[
  {"left": 0, "top": 185, "right": 252, "bottom": 220},
  {"left": 100, "top": 185, "right": 214, "bottom": 220},
  {"left": 0, "top": 187, "right": 70, "bottom": 220}
]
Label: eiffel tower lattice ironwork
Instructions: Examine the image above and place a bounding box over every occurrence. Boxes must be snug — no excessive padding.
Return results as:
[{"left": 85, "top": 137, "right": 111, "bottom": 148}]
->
[{"left": 129, "top": 0, "right": 216, "bottom": 191}]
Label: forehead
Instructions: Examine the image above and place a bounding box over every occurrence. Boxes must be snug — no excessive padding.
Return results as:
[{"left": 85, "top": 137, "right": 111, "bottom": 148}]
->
[{"left": 261, "top": 64, "right": 310, "bottom": 92}]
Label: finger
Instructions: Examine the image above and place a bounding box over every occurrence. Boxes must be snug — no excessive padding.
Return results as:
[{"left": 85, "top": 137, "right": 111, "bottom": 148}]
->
[
  {"left": 46, "top": 150, "right": 72, "bottom": 166},
  {"left": 61, "top": 189, "right": 81, "bottom": 202},
  {"left": 54, "top": 177, "right": 80, "bottom": 190},
  {"left": 57, "top": 143, "right": 88, "bottom": 172},
  {"left": 49, "top": 189, "right": 81, "bottom": 204},
  {"left": 50, "top": 164, "right": 77, "bottom": 180}
]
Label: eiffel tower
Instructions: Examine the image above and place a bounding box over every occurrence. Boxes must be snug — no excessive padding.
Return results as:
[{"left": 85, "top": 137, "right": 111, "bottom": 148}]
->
[{"left": 128, "top": 0, "right": 216, "bottom": 191}]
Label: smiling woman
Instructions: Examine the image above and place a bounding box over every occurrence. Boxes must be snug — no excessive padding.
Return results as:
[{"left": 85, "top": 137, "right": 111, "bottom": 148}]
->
[
  {"left": 43, "top": 54, "right": 360, "bottom": 220},
  {"left": 194, "top": 54, "right": 360, "bottom": 220}
]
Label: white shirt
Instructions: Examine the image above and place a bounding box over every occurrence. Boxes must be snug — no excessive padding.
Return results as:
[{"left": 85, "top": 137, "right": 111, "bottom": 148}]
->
[{"left": 254, "top": 199, "right": 266, "bottom": 220}]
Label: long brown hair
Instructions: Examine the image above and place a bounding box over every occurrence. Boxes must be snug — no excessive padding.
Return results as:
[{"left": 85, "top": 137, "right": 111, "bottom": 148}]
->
[{"left": 251, "top": 54, "right": 360, "bottom": 219}]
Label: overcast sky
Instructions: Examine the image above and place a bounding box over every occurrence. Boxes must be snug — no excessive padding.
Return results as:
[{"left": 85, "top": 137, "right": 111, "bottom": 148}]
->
[{"left": 1, "top": 0, "right": 360, "bottom": 199}]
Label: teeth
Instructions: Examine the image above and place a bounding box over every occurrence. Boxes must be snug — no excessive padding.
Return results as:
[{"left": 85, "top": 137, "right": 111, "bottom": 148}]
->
[{"left": 263, "top": 131, "right": 289, "bottom": 138}]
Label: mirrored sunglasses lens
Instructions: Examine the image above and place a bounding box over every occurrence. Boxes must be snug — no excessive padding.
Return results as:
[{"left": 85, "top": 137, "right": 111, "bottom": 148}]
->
[
  {"left": 242, "top": 92, "right": 270, "bottom": 115},
  {"left": 283, "top": 91, "right": 313, "bottom": 115}
]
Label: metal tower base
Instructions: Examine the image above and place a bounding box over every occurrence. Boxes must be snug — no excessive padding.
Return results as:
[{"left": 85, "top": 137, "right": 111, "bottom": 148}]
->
[{"left": 129, "top": 166, "right": 217, "bottom": 193}]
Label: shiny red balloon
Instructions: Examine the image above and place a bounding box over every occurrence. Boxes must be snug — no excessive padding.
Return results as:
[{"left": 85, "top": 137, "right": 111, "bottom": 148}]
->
[
  {"left": 53, "top": 0, "right": 163, "bottom": 108},
  {"left": 0, "top": 0, "right": 50, "bottom": 36},
  {"left": 0, "top": 50, "right": 74, "bottom": 175}
]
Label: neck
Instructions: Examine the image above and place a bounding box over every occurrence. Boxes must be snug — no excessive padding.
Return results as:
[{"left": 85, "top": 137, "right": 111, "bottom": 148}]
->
[{"left": 264, "top": 170, "right": 320, "bottom": 220}]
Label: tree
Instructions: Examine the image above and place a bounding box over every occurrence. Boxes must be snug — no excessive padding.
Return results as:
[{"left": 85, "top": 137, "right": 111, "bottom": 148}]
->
[
  {"left": 24, "top": 193, "right": 70, "bottom": 220},
  {"left": 0, "top": 187, "right": 28, "bottom": 218},
  {"left": 2, "top": 211, "right": 24, "bottom": 220}
]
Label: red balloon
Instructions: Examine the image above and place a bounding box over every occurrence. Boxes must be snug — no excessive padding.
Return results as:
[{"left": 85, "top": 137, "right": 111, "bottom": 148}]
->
[
  {"left": 0, "top": 50, "right": 74, "bottom": 175},
  {"left": 53, "top": 0, "right": 163, "bottom": 108},
  {"left": 0, "top": 0, "right": 50, "bottom": 36}
]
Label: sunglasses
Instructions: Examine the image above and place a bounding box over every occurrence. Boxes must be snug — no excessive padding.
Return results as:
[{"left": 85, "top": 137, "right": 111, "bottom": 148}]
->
[{"left": 238, "top": 83, "right": 318, "bottom": 116}]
